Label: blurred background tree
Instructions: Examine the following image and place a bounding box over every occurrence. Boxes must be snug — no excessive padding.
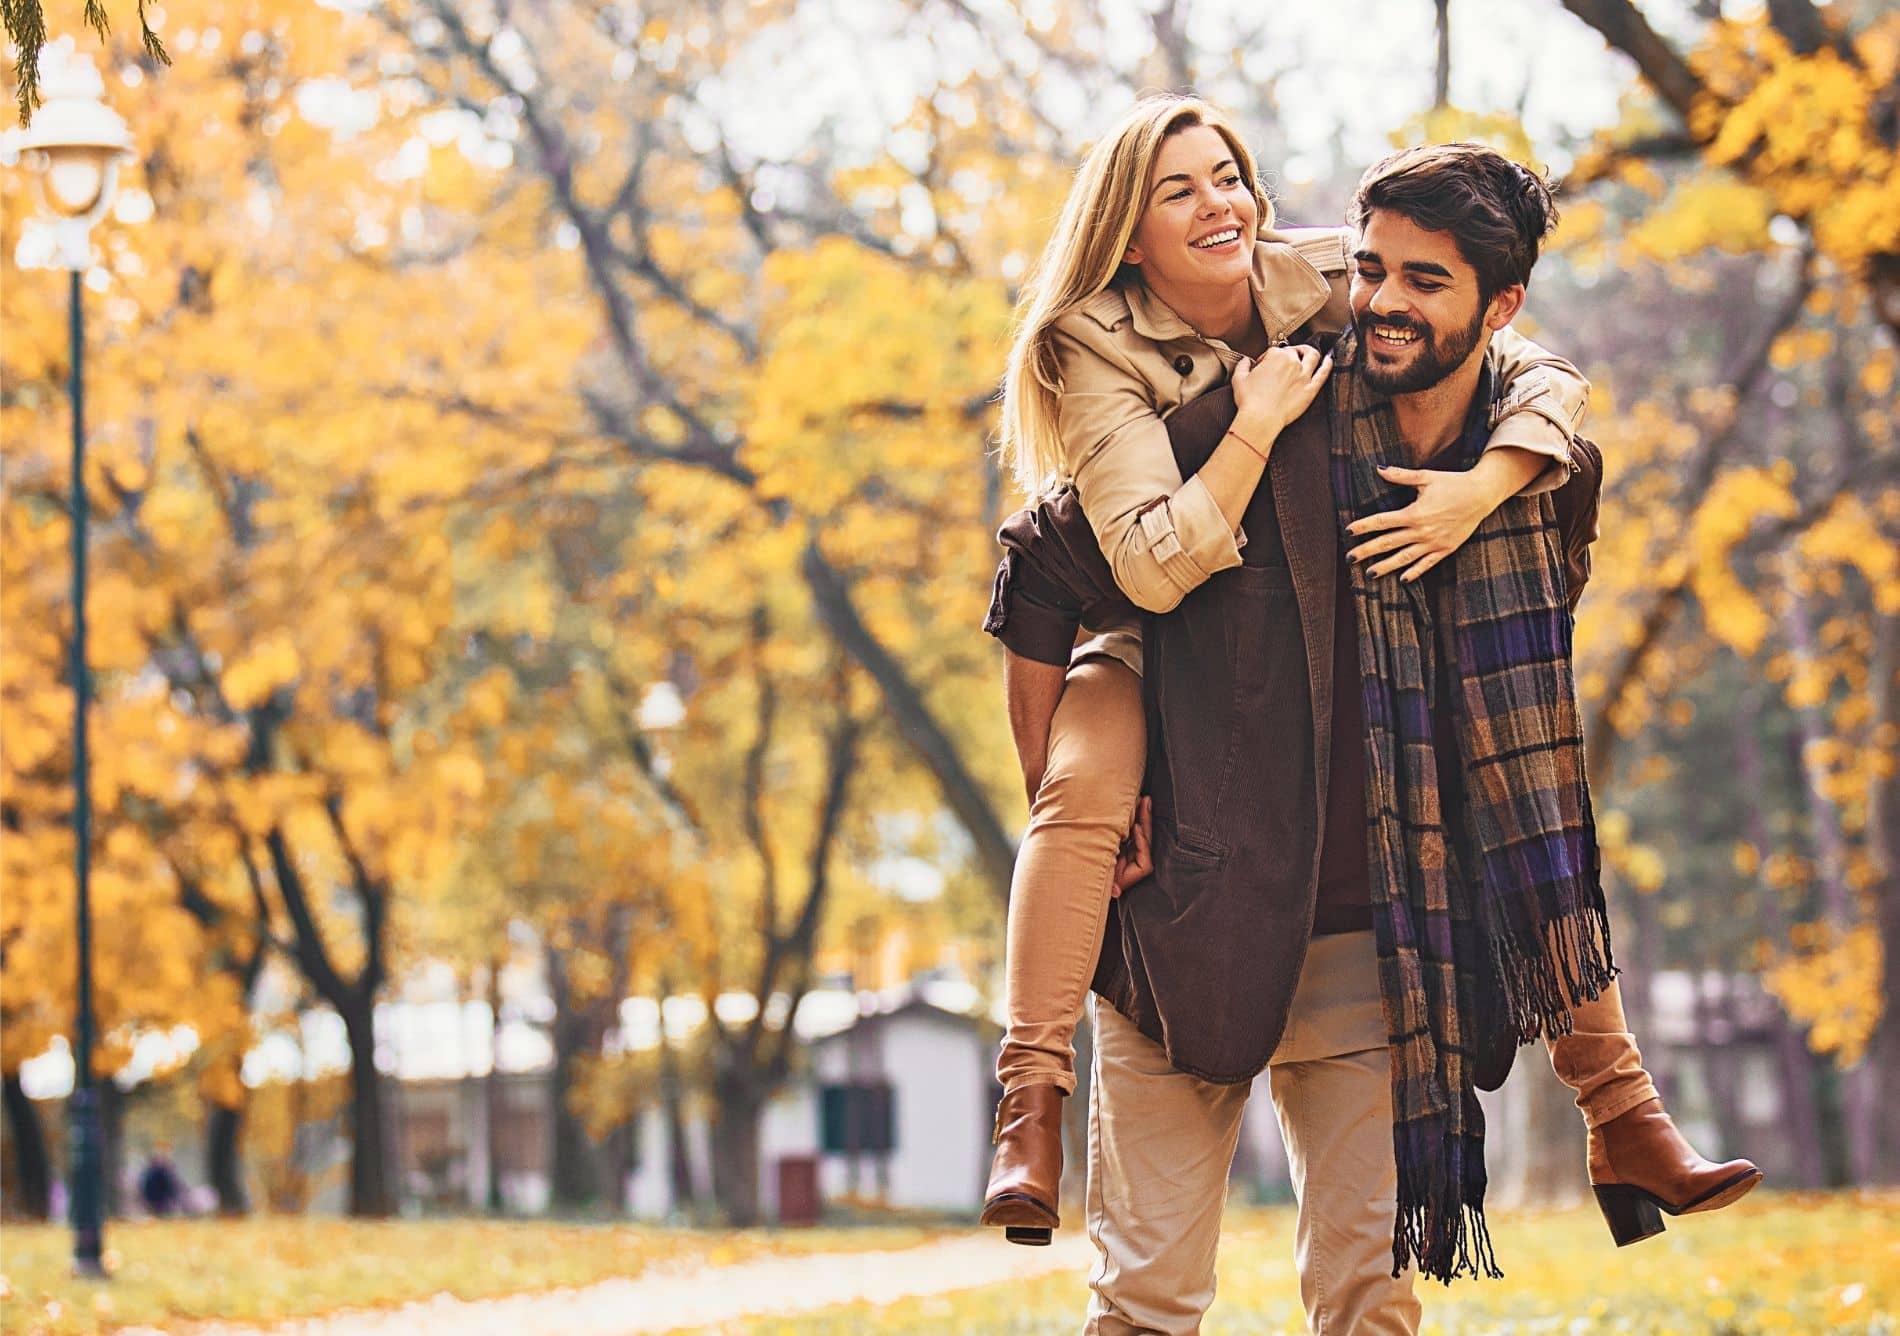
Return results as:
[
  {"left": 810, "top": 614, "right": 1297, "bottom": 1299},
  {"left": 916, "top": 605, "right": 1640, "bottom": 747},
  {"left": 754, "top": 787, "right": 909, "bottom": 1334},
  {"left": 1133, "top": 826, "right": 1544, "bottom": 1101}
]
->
[{"left": 2, "top": 0, "right": 1894, "bottom": 1224}]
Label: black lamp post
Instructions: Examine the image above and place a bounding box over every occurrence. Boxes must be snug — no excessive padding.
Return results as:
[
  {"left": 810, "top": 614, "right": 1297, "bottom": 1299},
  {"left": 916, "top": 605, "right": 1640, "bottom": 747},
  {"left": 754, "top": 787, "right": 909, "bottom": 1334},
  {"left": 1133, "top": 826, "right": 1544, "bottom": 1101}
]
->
[{"left": 16, "top": 39, "right": 133, "bottom": 1279}]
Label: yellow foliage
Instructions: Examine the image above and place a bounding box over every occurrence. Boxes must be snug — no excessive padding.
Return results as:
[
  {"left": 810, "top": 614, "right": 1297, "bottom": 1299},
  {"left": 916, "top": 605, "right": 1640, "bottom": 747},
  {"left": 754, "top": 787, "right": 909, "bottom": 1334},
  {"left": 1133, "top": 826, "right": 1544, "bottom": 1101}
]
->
[
  {"left": 1763, "top": 921, "right": 1882, "bottom": 1064},
  {"left": 1693, "top": 19, "right": 1900, "bottom": 270},
  {"left": 1623, "top": 174, "right": 1774, "bottom": 263},
  {"left": 1689, "top": 467, "right": 1798, "bottom": 656}
]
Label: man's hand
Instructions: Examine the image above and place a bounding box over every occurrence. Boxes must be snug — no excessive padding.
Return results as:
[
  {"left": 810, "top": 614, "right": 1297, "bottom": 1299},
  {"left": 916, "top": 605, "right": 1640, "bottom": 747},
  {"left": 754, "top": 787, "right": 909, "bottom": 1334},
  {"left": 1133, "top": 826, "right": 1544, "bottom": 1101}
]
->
[{"left": 1111, "top": 796, "right": 1154, "bottom": 898}]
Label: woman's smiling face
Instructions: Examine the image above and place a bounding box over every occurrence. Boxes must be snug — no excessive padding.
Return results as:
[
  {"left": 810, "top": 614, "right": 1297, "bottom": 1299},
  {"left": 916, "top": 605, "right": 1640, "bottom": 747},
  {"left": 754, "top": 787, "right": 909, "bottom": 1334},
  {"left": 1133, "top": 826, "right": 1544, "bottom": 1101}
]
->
[{"left": 1123, "top": 124, "right": 1257, "bottom": 293}]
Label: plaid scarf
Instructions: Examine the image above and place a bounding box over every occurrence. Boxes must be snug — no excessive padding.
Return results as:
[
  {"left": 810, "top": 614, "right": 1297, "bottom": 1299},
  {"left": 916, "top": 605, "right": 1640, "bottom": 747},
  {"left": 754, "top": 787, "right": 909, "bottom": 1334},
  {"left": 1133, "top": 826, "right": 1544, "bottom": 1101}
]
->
[{"left": 1329, "top": 327, "right": 1614, "bottom": 1284}]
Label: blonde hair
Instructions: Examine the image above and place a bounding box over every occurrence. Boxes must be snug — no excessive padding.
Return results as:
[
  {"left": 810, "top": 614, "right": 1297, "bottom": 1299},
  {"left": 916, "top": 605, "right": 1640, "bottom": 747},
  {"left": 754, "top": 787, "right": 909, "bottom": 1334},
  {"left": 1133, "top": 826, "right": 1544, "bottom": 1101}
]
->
[{"left": 998, "top": 95, "right": 1274, "bottom": 496}]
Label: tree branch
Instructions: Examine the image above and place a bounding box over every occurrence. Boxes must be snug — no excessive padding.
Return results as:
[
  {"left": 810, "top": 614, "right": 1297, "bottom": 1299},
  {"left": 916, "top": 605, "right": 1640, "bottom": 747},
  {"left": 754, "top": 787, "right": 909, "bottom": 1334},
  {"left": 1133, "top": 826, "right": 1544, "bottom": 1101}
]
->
[{"left": 1559, "top": 0, "right": 1704, "bottom": 121}]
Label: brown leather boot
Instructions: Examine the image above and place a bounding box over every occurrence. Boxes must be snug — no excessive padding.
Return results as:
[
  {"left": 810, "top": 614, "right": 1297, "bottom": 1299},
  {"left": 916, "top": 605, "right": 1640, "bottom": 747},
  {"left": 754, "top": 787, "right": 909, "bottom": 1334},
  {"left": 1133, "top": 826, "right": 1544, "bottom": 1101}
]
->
[
  {"left": 980, "top": 1084, "right": 1064, "bottom": 1245},
  {"left": 1589, "top": 1097, "right": 1762, "bottom": 1246}
]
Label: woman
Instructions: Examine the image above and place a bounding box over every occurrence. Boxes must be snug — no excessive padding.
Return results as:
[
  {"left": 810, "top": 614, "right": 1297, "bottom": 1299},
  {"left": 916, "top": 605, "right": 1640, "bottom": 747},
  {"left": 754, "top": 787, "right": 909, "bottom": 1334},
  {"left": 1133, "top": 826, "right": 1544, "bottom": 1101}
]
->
[{"left": 979, "top": 95, "right": 1755, "bottom": 1248}]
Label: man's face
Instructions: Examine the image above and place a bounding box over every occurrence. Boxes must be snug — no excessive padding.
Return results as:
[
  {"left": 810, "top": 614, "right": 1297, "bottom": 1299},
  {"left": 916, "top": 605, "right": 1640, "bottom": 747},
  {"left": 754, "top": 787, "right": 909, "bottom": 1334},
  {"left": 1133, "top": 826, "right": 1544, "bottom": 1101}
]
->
[
  {"left": 1123, "top": 125, "right": 1258, "bottom": 293},
  {"left": 1350, "top": 208, "right": 1513, "bottom": 395}
]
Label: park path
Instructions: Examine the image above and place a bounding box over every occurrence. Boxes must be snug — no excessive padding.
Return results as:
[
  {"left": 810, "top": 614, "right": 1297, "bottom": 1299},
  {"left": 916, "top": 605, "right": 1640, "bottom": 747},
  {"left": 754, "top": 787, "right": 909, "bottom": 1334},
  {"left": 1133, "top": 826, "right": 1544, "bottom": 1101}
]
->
[{"left": 172, "top": 1229, "right": 1094, "bottom": 1335}]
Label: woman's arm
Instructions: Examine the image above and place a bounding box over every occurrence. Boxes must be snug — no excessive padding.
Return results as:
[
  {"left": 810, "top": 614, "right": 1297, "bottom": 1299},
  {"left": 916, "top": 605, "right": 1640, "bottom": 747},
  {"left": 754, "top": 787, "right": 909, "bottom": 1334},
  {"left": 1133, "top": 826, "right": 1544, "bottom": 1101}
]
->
[
  {"left": 1486, "top": 326, "right": 1590, "bottom": 493},
  {"left": 1056, "top": 322, "right": 1329, "bottom": 613},
  {"left": 1345, "top": 332, "right": 1592, "bottom": 581}
]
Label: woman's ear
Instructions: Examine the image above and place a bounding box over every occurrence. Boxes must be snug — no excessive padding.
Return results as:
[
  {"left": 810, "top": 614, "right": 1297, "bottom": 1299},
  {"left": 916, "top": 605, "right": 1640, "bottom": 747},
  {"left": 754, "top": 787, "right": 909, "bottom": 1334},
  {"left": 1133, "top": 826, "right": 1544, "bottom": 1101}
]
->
[{"left": 1122, "top": 242, "right": 1144, "bottom": 266}]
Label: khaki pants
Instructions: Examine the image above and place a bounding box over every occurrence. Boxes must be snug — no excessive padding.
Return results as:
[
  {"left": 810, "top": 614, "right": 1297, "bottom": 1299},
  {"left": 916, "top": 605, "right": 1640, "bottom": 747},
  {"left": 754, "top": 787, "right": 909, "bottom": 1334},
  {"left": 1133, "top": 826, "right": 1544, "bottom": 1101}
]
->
[
  {"left": 1084, "top": 932, "right": 1420, "bottom": 1336},
  {"left": 997, "top": 657, "right": 1147, "bottom": 1095},
  {"left": 994, "top": 653, "right": 1655, "bottom": 1126}
]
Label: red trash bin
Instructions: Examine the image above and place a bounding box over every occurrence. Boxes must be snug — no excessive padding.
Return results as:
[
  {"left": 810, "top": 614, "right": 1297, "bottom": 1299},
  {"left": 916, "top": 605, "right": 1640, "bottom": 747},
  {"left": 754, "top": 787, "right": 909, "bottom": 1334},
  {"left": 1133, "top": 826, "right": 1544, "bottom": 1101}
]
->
[{"left": 776, "top": 1154, "right": 820, "bottom": 1226}]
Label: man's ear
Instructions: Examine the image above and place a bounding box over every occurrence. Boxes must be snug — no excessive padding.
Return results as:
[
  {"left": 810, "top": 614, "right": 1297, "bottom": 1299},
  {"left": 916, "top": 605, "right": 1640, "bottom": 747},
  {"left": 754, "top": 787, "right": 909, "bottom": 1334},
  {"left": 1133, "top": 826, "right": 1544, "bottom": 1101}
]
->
[{"left": 1486, "top": 283, "right": 1526, "bottom": 330}]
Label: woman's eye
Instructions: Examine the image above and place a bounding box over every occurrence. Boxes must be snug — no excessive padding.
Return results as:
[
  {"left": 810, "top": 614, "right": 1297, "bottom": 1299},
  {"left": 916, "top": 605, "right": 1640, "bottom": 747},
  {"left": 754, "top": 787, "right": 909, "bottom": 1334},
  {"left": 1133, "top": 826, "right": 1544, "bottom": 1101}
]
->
[
  {"left": 1220, "top": 175, "right": 1241, "bottom": 186},
  {"left": 1169, "top": 189, "right": 1192, "bottom": 201}
]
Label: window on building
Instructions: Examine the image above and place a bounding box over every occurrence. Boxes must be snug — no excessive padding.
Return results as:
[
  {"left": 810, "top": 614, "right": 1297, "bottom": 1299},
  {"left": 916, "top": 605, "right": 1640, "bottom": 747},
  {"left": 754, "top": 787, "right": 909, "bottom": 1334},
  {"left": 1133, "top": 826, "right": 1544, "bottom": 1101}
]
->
[{"left": 819, "top": 1080, "right": 895, "bottom": 1154}]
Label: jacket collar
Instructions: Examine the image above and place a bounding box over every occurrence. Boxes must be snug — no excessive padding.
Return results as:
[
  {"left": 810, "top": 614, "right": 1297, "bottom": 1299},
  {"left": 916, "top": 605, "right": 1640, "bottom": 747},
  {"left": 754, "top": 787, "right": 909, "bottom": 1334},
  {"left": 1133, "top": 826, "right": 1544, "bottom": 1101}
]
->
[{"left": 1122, "top": 238, "right": 1334, "bottom": 346}]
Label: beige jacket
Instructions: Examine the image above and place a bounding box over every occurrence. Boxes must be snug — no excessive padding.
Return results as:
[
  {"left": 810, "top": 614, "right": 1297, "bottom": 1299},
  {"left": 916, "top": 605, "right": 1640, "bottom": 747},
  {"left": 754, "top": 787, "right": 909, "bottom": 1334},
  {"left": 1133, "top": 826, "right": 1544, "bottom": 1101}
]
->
[{"left": 1051, "top": 227, "right": 1589, "bottom": 664}]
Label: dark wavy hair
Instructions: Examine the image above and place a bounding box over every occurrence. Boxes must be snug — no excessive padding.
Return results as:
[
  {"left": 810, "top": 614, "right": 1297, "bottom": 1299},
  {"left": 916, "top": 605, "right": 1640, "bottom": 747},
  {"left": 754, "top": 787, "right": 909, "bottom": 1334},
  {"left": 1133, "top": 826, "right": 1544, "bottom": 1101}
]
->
[{"left": 1346, "top": 143, "right": 1559, "bottom": 302}]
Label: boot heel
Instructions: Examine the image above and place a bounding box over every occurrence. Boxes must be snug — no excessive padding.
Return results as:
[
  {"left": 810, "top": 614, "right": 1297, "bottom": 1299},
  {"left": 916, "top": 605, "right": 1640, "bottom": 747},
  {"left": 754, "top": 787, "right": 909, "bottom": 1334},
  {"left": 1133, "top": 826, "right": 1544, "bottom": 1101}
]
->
[
  {"left": 1005, "top": 1226, "right": 1052, "bottom": 1246},
  {"left": 1594, "top": 1185, "right": 1666, "bottom": 1247}
]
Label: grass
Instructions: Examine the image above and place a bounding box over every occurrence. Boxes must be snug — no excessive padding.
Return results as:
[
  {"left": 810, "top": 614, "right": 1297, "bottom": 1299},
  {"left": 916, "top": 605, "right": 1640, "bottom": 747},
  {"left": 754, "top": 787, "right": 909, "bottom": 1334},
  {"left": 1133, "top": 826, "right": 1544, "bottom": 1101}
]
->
[
  {"left": 1, "top": 1193, "right": 1893, "bottom": 1334},
  {"left": 713, "top": 1191, "right": 1900, "bottom": 1335},
  {"left": 0, "top": 1214, "right": 932, "bottom": 1335}
]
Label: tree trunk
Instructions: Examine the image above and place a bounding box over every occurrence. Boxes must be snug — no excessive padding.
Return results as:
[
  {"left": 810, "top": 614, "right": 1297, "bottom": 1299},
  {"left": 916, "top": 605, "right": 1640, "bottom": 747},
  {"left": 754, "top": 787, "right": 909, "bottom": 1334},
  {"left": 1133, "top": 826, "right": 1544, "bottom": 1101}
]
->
[
  {"left": 546, "top": 946, "right": 602, "bottom": 1211},
  {"left": 1512, "top": 1062, "right": 1589, "bottom": 1206},
  {"left": 486, "top": 960, "right": 507, "bottom": 1214},
  {"left": 799, "top": 545, "right": 1015, "bottom": 897},
  {"left": 340, "top": 1000, "right": 395, "bottom": 1217},
  {"left": 2, "top": 1073, "right": 52, "bottom": 1219},
  {"left": 204, "top": 1101, "right": 249, "bottom": 1215},
  {"left": 656, "top": 998, "right": 699, "bottom": 1218},
  {"left": 1433, "top": 0, "right": 1452, "bottom": 108},
  {"left": 1695, "top": 974, "right": 1747, "bottom": 1159},
  {"left": 1864, "top": 610, "right": 1900, "bottom": 1182},
  {"left": 1785, "top": 591, "right": 1877, "bottom": 1181},
  {"left": 709, "top": 1074, "right": 766, "bottom": 1228},
  {"left": 599, "top": 1120, "right": 633, "bottom": 1215},
  {"left": 1768, "top": 1010, "right": 1828, "bottom": 1188},
  {"left": 1736, "top": 699, "right": 1828, "bottom": 1184}
]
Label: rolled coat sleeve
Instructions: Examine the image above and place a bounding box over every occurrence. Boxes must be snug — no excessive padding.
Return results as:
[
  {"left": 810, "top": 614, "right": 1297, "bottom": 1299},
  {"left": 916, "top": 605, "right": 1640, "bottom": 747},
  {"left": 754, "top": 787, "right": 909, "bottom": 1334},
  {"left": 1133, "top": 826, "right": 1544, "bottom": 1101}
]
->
[
  {"left": 1488, "top": 326, "right": 1591, "bottom": 495},
  {"left": 1052, "top": 323, "right": 1243, "bottom": 613}
]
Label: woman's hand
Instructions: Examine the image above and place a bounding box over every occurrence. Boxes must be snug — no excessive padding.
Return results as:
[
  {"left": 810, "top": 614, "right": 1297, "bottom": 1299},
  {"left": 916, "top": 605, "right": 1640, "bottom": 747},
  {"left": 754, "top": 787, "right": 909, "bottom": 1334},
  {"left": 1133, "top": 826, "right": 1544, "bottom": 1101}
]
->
[
  {"left": 1345, "top": 464, "right": 1497, "bottom": 581},
  {"left": 1231, "top": 345, "right": 1332, "bottom": 445},
  {"left": 1110, "top": 796, "right": 1154, "bottom": 897}
]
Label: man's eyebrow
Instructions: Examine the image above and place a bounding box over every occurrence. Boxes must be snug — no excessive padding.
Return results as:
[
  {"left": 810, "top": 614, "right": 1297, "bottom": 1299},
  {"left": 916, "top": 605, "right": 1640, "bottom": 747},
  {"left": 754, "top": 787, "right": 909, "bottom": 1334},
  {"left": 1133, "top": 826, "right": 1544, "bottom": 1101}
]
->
[
  {"left": 1150, "top": 159, "right": 1238, "bottom": 197},
  {"left": 1352, "top": 248, "right": 1454, "bottom": 279}
]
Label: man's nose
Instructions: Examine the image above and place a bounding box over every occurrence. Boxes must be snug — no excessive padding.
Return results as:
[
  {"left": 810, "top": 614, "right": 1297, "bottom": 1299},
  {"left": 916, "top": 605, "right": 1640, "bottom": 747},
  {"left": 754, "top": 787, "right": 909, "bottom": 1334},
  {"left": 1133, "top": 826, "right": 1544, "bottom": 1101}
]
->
[{"left": 1367, "top": 278, "right": 1408, "bottom": 314}]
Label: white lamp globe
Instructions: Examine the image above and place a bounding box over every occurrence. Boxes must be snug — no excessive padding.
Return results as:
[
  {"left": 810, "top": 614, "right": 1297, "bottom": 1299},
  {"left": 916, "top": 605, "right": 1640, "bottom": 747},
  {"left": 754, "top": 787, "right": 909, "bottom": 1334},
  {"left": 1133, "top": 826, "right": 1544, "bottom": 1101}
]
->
[{"left": 17, "top": 41, "right": 134, "bottom": 219}]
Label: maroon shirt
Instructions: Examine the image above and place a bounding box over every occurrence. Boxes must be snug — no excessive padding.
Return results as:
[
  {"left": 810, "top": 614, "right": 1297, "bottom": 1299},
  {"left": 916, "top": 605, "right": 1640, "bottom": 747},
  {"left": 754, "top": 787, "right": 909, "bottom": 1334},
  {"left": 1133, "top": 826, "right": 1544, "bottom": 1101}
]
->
[{"left": 1313, "top": 554, "right": 1375, "bottom": 935}]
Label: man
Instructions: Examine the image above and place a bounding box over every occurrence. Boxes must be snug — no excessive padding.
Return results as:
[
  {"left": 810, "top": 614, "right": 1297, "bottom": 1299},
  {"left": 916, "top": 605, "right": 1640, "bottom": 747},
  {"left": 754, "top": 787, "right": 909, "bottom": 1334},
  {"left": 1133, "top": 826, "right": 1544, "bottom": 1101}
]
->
[{"left": 984, "top": 144, "right": 1752, "bottom": 1334}]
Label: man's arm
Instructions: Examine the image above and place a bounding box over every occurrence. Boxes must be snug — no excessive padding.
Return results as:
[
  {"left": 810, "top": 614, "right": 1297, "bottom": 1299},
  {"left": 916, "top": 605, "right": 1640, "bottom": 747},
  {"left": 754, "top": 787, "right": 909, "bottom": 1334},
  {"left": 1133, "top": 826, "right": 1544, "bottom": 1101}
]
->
[
  {"left": 1004, "top": 649, "right": 1067, "bottom": 803},
  {"left": 1552, "top": 438, "right": 1604, "bottom": 611}
]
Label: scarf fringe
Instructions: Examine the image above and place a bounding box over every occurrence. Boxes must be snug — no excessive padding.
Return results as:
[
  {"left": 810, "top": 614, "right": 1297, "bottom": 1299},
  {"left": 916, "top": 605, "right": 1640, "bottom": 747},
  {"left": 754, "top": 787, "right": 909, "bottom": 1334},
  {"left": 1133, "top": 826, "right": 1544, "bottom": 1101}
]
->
[
  {"left": 1489, "top": 900, "right": 1618, "bottom": 1043},
  {"left": 1390, "top": 1127, "right": 1502, "bottom": 1286}
]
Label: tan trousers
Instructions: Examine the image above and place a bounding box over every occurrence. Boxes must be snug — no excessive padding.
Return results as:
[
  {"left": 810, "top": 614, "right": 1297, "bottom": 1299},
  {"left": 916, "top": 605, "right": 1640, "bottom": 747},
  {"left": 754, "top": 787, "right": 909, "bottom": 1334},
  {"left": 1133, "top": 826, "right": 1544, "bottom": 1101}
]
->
[
  {"left": 1085, "top": 932, "right": 1420, "bottom": 1336},
  {"left": 997, "top": 657, "right": 1146, "bottom": 1095},
  {"left": 995, "top": 652, "right": 1658, "bottom": 1133}
]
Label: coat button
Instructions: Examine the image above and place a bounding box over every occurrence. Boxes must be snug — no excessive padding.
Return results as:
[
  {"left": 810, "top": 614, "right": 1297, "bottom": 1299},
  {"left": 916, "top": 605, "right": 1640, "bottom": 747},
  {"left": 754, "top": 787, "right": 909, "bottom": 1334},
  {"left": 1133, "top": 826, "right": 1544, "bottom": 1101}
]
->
[{"left": 1173, "top": 354, "right": 1194, "bottom": 376}]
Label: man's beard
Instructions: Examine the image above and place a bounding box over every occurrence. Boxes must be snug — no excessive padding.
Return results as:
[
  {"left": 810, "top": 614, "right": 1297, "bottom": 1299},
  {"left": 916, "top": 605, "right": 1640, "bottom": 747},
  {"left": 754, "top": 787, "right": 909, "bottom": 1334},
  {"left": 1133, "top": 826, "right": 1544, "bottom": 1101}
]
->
[{"left": 1359, "top": 305, "right": 1486, "bottom": 395}]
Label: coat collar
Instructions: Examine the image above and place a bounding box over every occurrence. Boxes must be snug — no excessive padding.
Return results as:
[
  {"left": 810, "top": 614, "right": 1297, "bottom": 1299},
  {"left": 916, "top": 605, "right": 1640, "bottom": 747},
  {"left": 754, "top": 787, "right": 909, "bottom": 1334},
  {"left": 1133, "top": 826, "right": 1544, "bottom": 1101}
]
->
[{"left": 1119, "top": 238, "right": 1334, "bottom": 347}]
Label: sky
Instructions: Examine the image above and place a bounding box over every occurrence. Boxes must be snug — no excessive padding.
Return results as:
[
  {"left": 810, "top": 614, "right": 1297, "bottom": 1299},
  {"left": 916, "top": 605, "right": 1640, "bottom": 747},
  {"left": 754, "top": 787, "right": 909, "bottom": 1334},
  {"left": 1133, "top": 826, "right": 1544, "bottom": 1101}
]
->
[{"left": 702, "top": 0, "right": 1718, "bottom": 182}]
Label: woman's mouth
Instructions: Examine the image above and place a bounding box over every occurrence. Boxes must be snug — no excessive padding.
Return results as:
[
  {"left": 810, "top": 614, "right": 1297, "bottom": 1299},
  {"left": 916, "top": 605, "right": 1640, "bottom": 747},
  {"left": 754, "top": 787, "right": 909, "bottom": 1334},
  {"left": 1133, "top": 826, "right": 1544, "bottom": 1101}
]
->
[{"left": 1191, "top": 227, "right": 1242, "bottom": 253}]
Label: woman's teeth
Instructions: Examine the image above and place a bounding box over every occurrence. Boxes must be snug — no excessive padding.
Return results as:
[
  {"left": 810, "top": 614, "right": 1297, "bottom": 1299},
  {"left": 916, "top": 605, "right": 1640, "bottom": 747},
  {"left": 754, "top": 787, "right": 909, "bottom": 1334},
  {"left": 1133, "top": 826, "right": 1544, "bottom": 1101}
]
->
[{"left": 1193, "top": 229, "right": 1240, "bottom": 249}]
